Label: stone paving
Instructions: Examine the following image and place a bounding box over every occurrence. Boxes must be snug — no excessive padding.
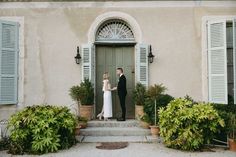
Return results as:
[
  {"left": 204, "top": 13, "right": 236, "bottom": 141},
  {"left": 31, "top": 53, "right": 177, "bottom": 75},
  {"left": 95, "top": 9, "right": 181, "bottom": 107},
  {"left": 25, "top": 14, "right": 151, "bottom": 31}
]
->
[
  {"left": 1, "top": 120, "right": 236, "bottom": 157},
  {"left": 1, "top": 142, "right": 236, "bottom": 157}
]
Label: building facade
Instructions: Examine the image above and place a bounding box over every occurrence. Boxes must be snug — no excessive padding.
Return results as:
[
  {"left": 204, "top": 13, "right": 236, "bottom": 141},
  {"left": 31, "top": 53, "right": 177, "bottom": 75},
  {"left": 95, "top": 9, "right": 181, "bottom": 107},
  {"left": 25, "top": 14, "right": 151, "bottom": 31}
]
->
[{"left": 0, "top": 1, "right": 236, "bottom": 119}]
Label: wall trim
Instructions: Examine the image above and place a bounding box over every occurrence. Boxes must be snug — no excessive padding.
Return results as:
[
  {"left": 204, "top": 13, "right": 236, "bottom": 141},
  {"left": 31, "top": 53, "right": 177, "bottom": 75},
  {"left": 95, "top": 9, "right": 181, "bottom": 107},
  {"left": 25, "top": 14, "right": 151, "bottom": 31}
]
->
[
  {"left": 0, "top": 17, "right": 25, "bottom": 108},
  {"left": 0, "top": 1, "right": 236, "bottom": 9},
  {"left": 87, "top": 11, "right": 142, "bottom": 44}
]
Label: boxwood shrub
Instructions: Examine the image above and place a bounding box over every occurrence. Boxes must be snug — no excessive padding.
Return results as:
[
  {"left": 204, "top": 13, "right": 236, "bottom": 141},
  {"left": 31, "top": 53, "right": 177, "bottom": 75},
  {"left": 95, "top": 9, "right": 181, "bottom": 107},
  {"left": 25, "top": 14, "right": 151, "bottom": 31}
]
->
[
  {"left": 159, "top": 98, "right": 224, "bottom": 151},
  {"left": 7, "top": 105, "right": 77, "bottom": 155}
]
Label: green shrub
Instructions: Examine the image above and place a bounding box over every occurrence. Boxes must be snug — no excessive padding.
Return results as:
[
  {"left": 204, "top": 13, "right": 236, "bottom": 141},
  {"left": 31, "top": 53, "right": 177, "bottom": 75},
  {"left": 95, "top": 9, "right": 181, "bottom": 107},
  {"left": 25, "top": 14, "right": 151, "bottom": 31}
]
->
[
  {"left": 133, "top": 83, "right": 146, "bottom": 106},
  {"left": 140, "top": 114, "right": 151, "bottom": 124},
  {"left": 0, "top": 137, "right": 10, "bottom": 151},
  {"left": 69, "top": 79, "right": 94, "bottom": 105},
  {"left": 159, "top": 98, "right": 224, "bottom": 151},
  {"left": 7, "top": 105, "right": 77, "bottom": 155},
  {"left": 144, "top": 94, "right": 174, "bottom": 125},
  {"left": 212, "top": 103, "right": 236, "bottom": 143},
  {"left": 228, "top": 113, "right": 236, "bottom": 141}
]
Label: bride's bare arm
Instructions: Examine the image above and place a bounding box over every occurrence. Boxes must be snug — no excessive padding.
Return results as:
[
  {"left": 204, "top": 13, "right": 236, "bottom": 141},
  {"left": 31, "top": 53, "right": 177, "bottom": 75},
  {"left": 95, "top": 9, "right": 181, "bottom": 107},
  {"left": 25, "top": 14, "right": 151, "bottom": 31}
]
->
[{"left": 104, "top": 80, "right": 111, "bottom": 91}]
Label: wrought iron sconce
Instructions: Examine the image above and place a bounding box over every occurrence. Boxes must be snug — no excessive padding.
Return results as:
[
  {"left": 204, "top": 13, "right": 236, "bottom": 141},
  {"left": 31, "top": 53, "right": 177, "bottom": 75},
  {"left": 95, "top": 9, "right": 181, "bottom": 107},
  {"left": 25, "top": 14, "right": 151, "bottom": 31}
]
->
[
  {"left": 75, "top": 46, "right": 81, "bottom": 64},
  {"left": 148, "top": 45, "right": 155, "bottom": 63}
]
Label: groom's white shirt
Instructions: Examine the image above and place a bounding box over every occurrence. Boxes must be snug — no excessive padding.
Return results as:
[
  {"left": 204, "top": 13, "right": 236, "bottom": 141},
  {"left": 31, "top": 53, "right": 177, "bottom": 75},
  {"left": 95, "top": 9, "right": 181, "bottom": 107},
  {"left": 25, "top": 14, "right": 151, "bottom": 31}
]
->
[{"left": 120, "top": 73, "right": 123, "bottom": 78}]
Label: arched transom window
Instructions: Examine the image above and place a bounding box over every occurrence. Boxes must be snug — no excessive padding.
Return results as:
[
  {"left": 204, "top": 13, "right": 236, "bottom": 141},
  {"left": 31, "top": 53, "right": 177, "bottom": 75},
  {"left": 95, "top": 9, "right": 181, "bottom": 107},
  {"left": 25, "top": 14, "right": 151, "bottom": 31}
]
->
[{"left": 95, "top": 20, "right": 135, "bottom": 43}]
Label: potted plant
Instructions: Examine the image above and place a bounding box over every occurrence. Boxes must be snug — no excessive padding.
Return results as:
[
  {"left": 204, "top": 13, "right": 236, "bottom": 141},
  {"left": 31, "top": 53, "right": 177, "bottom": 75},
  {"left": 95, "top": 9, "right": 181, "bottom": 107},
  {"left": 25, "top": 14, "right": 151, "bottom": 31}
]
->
[
  {"left": 69, "top": 79, "right": 94, "bottom": 120},
  {"left": 78, "top": 116, "right": 88, "bottom": 129},
  {"left": 146, "top": 84, "right": 167, "bottom": 136},
  {"left": 75, "top": 125, "right": 81, "bottom": 135},
  {"left": 139, "top": 114, "right": 150, "bottom": 129},
  {"left": 133, "top": 83, "right": 146, "bottom": 119},
  {"left": 228, "top": 113, "right": 236, "bottom": 151}
]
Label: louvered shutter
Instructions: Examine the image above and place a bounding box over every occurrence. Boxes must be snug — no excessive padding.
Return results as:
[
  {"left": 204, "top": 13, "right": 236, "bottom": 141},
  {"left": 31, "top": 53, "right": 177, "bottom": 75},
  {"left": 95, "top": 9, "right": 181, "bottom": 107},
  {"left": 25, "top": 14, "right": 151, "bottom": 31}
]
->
[
  {"left": 0, "top": 20, "right": 19, "bottom": 105},
  {"left": 81, "top": 44, "right": 95, "bottom": 85},
  {"left": 136, "top": 44, "right": 149, "bottom": 87},
  {"left": 208, "top": 20, "right": 227, "bottom": 104},
  {"left": 233, "top": 19, "right": 236, "bottom": 104}
]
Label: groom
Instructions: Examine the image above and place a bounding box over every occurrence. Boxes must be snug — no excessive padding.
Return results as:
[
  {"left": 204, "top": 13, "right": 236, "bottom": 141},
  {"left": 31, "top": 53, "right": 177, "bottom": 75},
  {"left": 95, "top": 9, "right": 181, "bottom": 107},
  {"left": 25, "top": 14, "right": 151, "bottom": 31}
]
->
[{"left": 116, "top": 68, "right": 127, "bottom": 121}]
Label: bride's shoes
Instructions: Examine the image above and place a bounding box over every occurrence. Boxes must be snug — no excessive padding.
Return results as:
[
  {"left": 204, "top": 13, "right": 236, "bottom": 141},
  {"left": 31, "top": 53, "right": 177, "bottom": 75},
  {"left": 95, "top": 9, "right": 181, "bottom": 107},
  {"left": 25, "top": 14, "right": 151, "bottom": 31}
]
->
[{"left": 97, "top": 113, "right": 103, "bottom": 120}]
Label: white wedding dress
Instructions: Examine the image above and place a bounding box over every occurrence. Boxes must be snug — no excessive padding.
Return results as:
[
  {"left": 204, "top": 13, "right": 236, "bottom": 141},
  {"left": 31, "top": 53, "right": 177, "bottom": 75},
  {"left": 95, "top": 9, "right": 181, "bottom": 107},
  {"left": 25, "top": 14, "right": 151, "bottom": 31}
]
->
[{"left": 103, "top": 79, "right": 113, "bottom": 118}]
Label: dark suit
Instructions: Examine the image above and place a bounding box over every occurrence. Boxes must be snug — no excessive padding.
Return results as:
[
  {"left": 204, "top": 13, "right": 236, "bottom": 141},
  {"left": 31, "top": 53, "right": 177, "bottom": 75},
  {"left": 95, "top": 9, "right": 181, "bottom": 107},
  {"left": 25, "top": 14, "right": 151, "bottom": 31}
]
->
[{"left": 118, "top": 74, "right": 127, "bottom": 119}]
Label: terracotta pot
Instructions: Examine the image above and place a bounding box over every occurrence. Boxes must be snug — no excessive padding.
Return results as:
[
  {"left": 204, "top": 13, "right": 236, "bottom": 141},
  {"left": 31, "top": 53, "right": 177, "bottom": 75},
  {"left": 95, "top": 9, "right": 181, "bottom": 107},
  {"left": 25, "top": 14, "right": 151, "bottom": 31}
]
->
[
  {"left": 228, "top": 138, "right": 236, "bottom": 152},
  {"left": 139, "top": 121, "right": 150, "bottom": 129},
  {"left": 79, "top": 122, "right": 88, "bottom": 129},
  {"left": 135, "top": 105, "right": 144, "bottom": 119},
  {"left": 75, "top": 126, "right": 81, "bottom": 135},
  {"left": 79, "top": 105, "right": 93, "bottom": 120},
  {"left": 150, "top": 125, "right": 160, "bottom": 137}
]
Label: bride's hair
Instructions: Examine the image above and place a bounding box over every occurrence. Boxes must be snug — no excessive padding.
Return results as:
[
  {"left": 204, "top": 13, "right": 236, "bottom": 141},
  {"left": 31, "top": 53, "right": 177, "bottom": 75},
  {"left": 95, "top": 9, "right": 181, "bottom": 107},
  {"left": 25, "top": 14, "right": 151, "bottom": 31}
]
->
[{"left": 103, "top": 72, "right": 109, "bottom": 80}]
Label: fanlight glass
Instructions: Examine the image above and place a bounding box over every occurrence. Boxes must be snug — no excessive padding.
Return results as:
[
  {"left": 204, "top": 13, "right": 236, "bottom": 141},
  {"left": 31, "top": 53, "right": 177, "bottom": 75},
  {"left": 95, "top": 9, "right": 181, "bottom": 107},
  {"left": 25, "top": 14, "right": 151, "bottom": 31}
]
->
[{"left": 96, "top": 20, "right": 135, "bottom": 42}]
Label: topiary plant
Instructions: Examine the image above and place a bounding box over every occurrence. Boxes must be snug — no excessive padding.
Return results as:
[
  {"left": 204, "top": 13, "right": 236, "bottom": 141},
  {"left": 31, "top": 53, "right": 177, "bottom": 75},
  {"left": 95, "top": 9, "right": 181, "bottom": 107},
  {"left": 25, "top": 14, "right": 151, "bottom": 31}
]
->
[
  {"left": 144, "top": 94, "right": 174, "bottom": 125},
  {"left": 148, "top": 84, "right": 166, "bottom": 126},
  {"left": 7, "top": 105, "right": 77, "bottom": 155},
  {"left": 159, "top": 98, "right": 225, "bottom": 151}
]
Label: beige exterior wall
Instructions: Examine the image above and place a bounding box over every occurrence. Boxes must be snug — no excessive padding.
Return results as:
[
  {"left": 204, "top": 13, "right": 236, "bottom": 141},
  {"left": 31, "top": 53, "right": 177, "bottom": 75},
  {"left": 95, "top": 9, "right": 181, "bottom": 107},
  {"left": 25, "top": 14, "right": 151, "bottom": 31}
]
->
[{"left": 0, "top": 1, "right": 236, "bottom": 117}]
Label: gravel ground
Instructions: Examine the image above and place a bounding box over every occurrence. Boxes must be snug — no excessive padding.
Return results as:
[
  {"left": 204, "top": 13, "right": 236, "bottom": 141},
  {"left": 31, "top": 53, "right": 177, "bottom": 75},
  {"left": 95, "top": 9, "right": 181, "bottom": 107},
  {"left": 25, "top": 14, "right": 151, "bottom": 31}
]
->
[{"left": 1, "top": 142, "right": 236, "bottom": 157}]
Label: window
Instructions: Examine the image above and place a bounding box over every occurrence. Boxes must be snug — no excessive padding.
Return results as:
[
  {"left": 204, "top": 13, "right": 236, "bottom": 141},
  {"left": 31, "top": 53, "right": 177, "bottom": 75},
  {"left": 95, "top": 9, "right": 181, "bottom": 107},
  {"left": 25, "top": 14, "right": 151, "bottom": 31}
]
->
[
  {"left": 207, "top": 19, "right": 236, "bottom": 104},
  {"left": 0, "top": 20, "right": 19, "bottom": 105}
]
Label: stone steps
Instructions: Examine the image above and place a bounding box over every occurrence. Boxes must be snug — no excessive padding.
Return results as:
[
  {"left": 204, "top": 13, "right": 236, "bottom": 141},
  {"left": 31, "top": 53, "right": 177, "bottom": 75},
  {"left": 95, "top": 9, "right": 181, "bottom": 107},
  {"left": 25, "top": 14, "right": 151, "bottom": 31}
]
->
[
  {"left": 77, "top": 135, "right": 159, "bottom": 143},
  {"left": 77, "top": 120, "right": 156, "bottom": 143},
  {"left": 87, "top": 120, "right": 139, "bottom": 128},
  {"left": 80, "top": 127, "right": 150, "bottom": 136}
]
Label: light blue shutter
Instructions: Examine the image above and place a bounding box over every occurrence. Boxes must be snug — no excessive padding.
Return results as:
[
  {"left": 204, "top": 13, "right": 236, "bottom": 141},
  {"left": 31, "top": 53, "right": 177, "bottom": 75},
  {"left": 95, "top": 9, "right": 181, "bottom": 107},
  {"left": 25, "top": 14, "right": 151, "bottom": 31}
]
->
[
  {"left": 0, "top": 20, "right": 19, "bottom": 105},
  {"left": 136, "top": 44, "right": 149, "bottom": 87},
  {"left": 233, "top": 19, "right": 236, "bottom": 104},
  {"left": 208, "top": 20, "right": 227, "bottom": 104},
  {"left": 81, "top": 44, "right": 95, "bottom": 85}
]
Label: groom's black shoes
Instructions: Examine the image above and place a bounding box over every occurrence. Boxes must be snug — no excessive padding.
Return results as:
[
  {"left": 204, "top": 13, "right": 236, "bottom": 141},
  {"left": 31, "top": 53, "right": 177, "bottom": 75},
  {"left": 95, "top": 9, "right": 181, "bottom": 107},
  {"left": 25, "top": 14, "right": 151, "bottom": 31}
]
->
[{"left": 117, "top": 117, "right": 126, "bottom": 121}]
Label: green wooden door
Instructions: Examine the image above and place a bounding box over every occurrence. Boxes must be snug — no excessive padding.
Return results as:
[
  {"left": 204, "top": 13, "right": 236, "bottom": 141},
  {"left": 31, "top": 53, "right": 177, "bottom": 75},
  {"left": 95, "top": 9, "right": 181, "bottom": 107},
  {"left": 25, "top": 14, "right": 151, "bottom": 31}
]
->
[{"left": 96, "top": 45, "right": 135, "bottom": 119}]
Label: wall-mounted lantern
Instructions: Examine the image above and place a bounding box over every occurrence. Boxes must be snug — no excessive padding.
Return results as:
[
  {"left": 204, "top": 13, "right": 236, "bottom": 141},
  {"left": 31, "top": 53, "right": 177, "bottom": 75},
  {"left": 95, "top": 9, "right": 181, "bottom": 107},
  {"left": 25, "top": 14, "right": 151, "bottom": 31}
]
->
[
  {"left": 148, "top": 45, "right": 155, "bottom": 63},
  {"left": 75, "top": 46, "right": 81, "bottom": 64}
]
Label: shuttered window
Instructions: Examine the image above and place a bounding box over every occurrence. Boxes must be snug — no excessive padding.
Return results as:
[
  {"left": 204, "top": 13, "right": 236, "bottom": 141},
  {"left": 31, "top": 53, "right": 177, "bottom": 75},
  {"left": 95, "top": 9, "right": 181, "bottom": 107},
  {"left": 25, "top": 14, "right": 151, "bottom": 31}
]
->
[
  {"left": 0, "top": 20, "right": 19, "bottom": 105},
  {"left": 207, "top": 20, "right": 228, "bottom": 104},
  {"left": 136, "top": 44, "right": 149, "bottom": 87},
  {"left": 81, "top": 44, "right": 95, "bottom": 85},
  {"left": 233, "top": 19, "right": 236, "bottom": 104}
]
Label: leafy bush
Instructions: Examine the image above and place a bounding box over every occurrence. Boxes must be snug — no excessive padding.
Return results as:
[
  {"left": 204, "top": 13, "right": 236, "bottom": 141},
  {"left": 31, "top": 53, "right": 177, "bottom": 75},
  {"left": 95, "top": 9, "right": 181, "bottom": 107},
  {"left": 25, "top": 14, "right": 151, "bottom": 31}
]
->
[
  {"left": 69, "top": 79, "right": 94, "bottom": 105},
  {"left": 7, "top": 105, "right": 77, "bottom": 155},
  {"left": 133, "top": 83, "right": 146, "bottom": 106},
  {"left": 159, "top": 98, "right": 224, "bottom": 151},
  {"left": 144, "top": 94, "right": 174, "bottom": 125}
]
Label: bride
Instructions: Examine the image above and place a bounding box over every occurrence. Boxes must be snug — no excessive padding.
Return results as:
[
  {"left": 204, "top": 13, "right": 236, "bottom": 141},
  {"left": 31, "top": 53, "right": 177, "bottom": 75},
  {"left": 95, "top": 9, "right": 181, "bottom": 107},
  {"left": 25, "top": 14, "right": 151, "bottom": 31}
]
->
[{"left": 97, "top": 72, "right": 115, "bottom": 121}]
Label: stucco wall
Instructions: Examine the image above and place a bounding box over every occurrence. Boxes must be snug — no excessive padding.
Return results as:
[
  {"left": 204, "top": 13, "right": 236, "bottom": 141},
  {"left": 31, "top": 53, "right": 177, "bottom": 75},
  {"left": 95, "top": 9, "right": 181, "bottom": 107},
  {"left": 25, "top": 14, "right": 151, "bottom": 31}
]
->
[{"left": 0, "top": 2, "right": 236, "bottom": 115}]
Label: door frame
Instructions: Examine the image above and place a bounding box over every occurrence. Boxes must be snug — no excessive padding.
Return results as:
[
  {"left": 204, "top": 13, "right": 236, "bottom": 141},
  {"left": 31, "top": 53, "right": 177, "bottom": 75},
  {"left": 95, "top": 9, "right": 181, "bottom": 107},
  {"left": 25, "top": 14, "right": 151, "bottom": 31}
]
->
[{"left": 94, "top": 44, "right": 136, "bottom": 118}]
